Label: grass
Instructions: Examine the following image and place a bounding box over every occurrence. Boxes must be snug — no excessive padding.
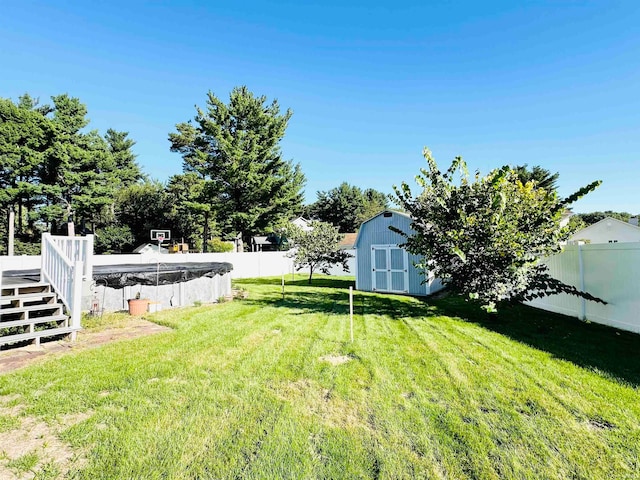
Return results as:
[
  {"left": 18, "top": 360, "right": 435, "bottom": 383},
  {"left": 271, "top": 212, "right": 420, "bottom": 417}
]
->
[{"left": 0, "top": 275, "right": 639, "bottom": 479}]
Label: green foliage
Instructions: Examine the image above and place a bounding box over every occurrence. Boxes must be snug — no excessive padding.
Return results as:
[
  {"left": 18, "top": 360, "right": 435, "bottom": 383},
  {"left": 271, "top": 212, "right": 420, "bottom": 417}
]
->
[
  {"left": 169, "top": 86, "right": 305, "bottom": 245},
  {"left": 164, "top": 173, "right": 213, "bottom": 252},
  {"left": 14, "top": 239, "right": 41, "bottom": 255},
  {"left": 0, "top": 93, "right": 142, "bottom": 245},
  {"left": 115, "top": 181, "right": 171, "bottom": 248},
  {"left": 566, "top": 215, "right": 587, "bottom": 233},
  {"left": 207, "top": 237, "right": 235, "bottom": 252},
  {"left": 575, "top": 210, "right": 634, "bottom": 226},
  {"left": 307, "top": 182, "right": 389, "bottom": 232},
  {"left": 513, "top": 164, "right": 560, "bottom": 192},
  {"left": 394, "top": 148, "right": 602, "bottom": 311},
  {"left": 287, "top": 221, "right": 352, "bottom": 284},
  {"left": 94, "top": 224, "right": 135, "bottom": 254}
]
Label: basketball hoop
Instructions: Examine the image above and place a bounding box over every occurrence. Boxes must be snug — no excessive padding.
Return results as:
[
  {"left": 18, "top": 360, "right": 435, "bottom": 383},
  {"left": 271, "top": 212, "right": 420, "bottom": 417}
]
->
[{"left": 150, "top": 229, "right": 171, "bottom": 242}]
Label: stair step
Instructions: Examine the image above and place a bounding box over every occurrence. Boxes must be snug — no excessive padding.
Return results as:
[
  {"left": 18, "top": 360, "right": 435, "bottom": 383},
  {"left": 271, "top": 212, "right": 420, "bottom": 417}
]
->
[
  {"left": 0, "top": 326, "right": 80, "bottom": 347},
  {"left": 1, "top": 292, "right": 58, "bottom": 305},
  {"left": 0, "top": 304, "right": 63, "bottom": 317},
  {"left": 1, "top": 283, "right": 51, "bottom": 296},
  {"left": 0, "top": 314, "right": 68, "bottom": 330}
]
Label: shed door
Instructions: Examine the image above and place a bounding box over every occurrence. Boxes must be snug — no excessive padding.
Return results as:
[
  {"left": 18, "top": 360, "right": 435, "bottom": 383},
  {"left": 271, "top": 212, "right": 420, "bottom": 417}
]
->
[{"left": 371, "top": 245, "right": 408, "bottom": 293}]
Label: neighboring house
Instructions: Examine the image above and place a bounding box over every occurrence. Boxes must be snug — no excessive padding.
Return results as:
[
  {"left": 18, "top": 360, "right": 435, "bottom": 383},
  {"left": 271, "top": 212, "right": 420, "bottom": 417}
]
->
[
  {"left": 569, "top": 217, "right": 640, "bottom": 244},
  {"left": 133, "top": 243, "right": 169, "bottom": 254},
  {"left": 354, "top": 210, "right": 443, "bottom": 296},
  {"left": 338, "top": 233, "right": 357, "bottom": 250},
  {"left": 560, "top": 209, "right": 573, "bottom": 228},
  {"left": 251, "top": 234, "right": 282, "bottom": 252},
  {"left": 291, "top": 217, "right": 313, "bottom": 232}
]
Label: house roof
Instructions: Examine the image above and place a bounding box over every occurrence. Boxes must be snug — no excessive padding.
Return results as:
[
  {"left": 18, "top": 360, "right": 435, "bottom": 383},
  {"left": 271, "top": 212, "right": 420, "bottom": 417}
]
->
[
  {"left": 338, "top": 233, "right": 357, "bottom": 249},
  {"left": 133, "top": 243, "right": 169, "bottom": 254},
  {"left": 252, "top": 236, "right": 277, "bottom": 245},
  {"left": 570, "top": 216, "right": 640, "bottom": 239}
]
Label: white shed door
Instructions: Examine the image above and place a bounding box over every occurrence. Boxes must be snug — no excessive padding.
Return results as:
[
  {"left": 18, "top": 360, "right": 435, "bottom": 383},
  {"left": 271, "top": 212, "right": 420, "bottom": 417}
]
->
[{"left": 371, "top": 245, "right": 408, "bottom": 293}]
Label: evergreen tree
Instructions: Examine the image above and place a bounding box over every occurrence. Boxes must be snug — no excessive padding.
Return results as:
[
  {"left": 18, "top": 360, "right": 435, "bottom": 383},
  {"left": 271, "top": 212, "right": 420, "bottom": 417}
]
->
[
  {"left": 514, "top": 164, "right": 560, "bottom": 192},
  {"left": 165, "top": 172, "right": 213, "bottom": 252},
  {"left": 169, "top": 86, "right": 305, "bottom": 247},
  {"left": 308, "top": 182, "right": 389, "bottom": 232},
  {"left": 115, "top": 180, "right": 171, "bottom": 248},
  {"left": 0, "top": 95, "right": 49, "bottom": 243}
]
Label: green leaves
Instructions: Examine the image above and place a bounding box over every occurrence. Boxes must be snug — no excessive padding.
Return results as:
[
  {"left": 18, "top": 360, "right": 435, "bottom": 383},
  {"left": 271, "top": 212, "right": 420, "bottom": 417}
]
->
[
  {"left": 394, "top": 148, "right": 602, "bottom": 310},
  {"left": 287, "top": 221, "right": 353, "bottom": 284},
  {"left": 306, "top": 183, "right": 390, "bottom": 233},
  {"left": 169, "top": 87, "right": 305, "bottom": 244}
]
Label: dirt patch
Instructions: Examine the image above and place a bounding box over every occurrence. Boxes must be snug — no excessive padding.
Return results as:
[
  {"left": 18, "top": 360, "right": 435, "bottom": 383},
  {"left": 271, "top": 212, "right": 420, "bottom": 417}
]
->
[
  {"left": 275, "top": 379, "right": 366, "bottom": 430},
  {"left": 0, "top": 319, "right": 171, "bottom": 375},
  {"left": 319, "top": 354, "right": 352, "bottom": 366},
  {"left": 0, "top": 406, "right": 88, "bottom": 478},
  {"left": 586, "top": 418, "right": 616, "bottom": 431}
]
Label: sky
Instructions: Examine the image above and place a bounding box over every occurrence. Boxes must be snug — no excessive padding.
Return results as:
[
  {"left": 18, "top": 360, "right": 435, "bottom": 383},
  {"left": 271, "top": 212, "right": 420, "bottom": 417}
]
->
[{"left": 2, "top": 0, "right": 639, "bottom": 213}]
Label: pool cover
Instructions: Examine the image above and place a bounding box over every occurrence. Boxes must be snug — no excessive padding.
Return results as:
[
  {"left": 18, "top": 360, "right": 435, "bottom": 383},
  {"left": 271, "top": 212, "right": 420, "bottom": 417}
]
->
[{"left": 92, "top": 262, "right": 233, "bottom": 288}]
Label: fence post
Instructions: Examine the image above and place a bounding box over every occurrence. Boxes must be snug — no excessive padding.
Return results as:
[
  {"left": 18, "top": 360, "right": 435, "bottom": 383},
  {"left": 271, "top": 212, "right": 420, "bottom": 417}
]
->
[
  {"left": 84, "top": 234, "right": 94, "bottom": 280},
  {"left": 40, "top": 233, "right": 49, "bottom": 283},
  {"left": 70, "top": 260, "right": 84, "bottom": 341},
  {"left": 578, "top": 244, "right": 586, "bottom": 321}
]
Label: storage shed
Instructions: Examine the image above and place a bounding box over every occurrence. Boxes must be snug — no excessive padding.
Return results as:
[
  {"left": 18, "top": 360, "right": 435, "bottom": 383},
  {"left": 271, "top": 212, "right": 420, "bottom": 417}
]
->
[{"left": 354, "top": 210, "right": 443, "bottom": 296}]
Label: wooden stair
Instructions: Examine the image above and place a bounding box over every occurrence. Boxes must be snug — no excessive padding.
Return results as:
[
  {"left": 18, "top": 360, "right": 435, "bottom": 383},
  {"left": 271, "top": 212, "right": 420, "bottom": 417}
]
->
[{"left": 0, "top": 281, "right": 77, "bottom": 347}]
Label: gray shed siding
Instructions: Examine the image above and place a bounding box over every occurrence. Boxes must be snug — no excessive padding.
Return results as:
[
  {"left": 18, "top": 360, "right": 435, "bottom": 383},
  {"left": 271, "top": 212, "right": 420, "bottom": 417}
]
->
[{"left": 355, "top": 211, "right": 438, "bottom": 296}]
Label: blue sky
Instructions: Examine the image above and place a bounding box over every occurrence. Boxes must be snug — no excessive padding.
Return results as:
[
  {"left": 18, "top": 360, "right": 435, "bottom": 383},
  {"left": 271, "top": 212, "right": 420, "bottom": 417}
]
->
[{"left": 2, "top": 1, "right": 639, "bottom": 213}]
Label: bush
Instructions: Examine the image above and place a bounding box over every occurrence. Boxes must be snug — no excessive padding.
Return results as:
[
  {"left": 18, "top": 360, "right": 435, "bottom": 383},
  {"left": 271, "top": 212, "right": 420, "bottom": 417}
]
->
[{"left": 208, "top": 238, "right": 235, "bottom": 252}]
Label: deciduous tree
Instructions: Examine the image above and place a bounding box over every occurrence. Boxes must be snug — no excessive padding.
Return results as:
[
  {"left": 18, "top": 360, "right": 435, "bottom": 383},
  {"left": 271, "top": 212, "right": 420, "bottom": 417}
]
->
[
  {"left": 287, "top": 221, "right": 352, "bottom": 284},
  {"left": 394, "top": 148, "right": 603, "bottom": 312}
]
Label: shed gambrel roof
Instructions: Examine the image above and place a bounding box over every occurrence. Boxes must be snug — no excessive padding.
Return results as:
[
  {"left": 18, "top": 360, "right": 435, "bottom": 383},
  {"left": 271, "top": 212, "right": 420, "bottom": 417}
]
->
[{"left": 354, "top": 210, "right": 412, "bottom": 249}]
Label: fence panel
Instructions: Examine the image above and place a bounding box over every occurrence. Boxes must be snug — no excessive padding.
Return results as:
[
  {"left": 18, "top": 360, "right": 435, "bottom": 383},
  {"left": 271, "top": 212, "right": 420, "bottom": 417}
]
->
[{"left": 527, "top": 243, "right": 640, "bottom": 333}]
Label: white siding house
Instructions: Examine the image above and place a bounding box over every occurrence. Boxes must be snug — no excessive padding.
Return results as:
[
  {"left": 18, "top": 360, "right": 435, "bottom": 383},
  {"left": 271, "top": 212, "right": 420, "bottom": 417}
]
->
[
  {"left": 354, "top": 210, "right": 443, "bottom": 296},
  {"left": 569, "top": 217, "right": 640, "bottom": 244}
]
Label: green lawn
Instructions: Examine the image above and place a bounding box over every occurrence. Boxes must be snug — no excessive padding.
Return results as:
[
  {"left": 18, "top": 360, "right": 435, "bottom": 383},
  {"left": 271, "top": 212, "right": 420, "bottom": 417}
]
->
[{"left": 1, "top": 276, "right": 639, "bottom": 479}]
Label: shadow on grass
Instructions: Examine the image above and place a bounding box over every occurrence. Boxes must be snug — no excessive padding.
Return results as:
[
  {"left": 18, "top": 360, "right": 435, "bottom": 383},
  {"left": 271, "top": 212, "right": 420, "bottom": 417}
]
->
[
  {"left": 235, "top": 276, "right": 356, "bottom": 290},
  {"left": 239, "top": 277, "right": 640, "bottom": 387},
  {"left": 434, "top": 296, "right": 640, "bottom": 387}
]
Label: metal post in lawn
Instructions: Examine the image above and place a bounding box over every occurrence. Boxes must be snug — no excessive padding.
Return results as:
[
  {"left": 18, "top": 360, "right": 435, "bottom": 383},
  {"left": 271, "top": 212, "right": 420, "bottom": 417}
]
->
[
  {"left": 349, "top": 286, "right": 354, "bottom": 343},
  {"left": 578, "top": 244, "right": 586, "bottom": 321}
]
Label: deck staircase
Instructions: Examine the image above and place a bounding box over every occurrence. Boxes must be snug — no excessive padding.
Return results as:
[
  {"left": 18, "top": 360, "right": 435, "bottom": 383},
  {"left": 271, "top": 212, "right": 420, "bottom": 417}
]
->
[
  {"left": 0, "top": 280, "right": 77, "bottom": 347},
  {"left": 0, "top": 233, "right": 94, "bottom": 348}
]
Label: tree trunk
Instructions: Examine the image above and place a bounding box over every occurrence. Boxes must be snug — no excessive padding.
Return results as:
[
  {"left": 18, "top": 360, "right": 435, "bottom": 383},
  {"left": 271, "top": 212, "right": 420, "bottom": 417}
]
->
[
  {"left": 8, "top": 208, "right": 15, "bottom": 256},
  {"left": 18, "top": 198, "right": 23, "bottom": 234},
  {"left": 202, "top": 211, "right": 209, "bottom": 253},
  {"left": 308, "top": 266, "right": 314, "bottom": 285},
  {"left": 237, "top": 232, "right": 244, "bottom": 253}
]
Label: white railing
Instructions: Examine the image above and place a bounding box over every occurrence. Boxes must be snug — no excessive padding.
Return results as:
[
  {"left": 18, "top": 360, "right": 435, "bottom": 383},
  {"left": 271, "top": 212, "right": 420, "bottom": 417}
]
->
[
  {"left": 49, "top": 234, "right": 94, "bottom": 280},
  {"left": 40, "top": 233, "right": 92, "bottom": 334}
]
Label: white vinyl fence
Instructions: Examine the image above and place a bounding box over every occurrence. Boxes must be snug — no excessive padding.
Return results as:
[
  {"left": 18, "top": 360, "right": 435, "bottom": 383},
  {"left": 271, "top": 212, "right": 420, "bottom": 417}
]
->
[
  {"left": 1, "top": 250, "right": 355, "bottom": 280},
  {"left": 526, "top": 243, "right": 640, "bottom": 334}
]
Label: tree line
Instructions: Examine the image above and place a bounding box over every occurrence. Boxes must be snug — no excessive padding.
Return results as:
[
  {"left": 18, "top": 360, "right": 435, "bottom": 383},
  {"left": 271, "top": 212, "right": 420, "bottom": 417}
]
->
[{"left": 1, "top": 87, "right": 391, "bottom": 254}]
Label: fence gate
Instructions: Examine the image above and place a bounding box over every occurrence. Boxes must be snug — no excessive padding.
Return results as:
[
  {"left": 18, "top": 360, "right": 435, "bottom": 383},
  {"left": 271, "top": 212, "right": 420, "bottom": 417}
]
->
[{"left": 371, "top": 245, "right": 409, "bottom": 293}]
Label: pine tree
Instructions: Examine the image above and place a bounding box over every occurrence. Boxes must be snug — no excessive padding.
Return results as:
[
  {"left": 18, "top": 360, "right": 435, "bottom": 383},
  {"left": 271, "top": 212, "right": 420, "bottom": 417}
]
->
[{"left": 169, "top": 86, "right": 305, "bottom": 247}]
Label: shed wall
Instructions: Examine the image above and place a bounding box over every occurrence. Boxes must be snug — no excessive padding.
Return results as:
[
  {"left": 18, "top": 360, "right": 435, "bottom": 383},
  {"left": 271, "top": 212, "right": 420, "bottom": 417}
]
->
[{"left": 356, "top": 213, "right": 434, "bottom": 295}]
